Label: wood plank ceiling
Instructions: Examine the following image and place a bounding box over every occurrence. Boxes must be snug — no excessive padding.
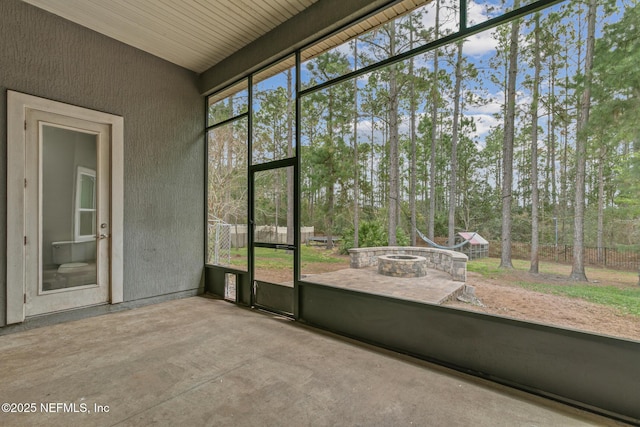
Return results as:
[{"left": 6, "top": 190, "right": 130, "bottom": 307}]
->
[
  {"left": 21, "top": 0, "right": 319, "bottom": 73},
  {"left": 209, "top": 0, "right": 428, "bottom": 102}
]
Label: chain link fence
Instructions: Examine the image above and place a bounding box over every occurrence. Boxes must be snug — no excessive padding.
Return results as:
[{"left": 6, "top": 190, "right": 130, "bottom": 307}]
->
[{"left": 208, "top": 219, "right": 231, "bottom": 266}]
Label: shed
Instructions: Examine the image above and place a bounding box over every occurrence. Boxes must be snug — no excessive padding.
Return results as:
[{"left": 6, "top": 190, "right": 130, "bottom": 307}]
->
[{"left": 455, "top": 232, "right": 489, "bottom": 260}]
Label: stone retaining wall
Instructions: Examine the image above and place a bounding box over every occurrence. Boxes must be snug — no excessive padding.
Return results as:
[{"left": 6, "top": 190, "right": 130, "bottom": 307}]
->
[{"left": 348, "top": 246, "right": 467, "bottom": 282}]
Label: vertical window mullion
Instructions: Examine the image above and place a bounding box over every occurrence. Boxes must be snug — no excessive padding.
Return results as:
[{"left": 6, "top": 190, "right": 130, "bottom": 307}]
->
[
  {"left": 293, "top": 49, "right": 301, "bottom": 319},
  {"left": 247, "top": 75, "right": 254, "bottom": 306}
]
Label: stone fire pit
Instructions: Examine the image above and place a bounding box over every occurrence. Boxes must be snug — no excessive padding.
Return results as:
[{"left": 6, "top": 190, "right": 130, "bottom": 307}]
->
[
  {"left": 349, "top": 247, "right": 467, "bottom": 282},
  {"left": 377, "top": 254, "right": 428, "bottom": 278}
]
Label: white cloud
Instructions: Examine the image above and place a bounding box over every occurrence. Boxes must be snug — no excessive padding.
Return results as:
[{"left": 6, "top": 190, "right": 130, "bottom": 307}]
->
[
  {"left": 417, "top": 0, "right": 498, "bottom": 57},
  {"left": 468, "top": 114, "right": 500, "bottom": 142},
  {"left": 467, "top": 89, "right": 503, "bottom": 115},
  {"left": 467, "top": 0, "right": 490, "bottom": 26},
  {"left": 418, "top": 0, "right": 459, "bottom": 35},
  {"left": 358, "top": 119, "right": 374, "bottom": 134},
  {"left": 463, "top": 28, "right": 499, "bottom": 56}
]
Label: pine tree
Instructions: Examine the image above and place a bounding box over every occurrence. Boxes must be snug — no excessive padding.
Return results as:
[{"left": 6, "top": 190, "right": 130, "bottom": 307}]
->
[
  {"left": 529, "top": 13, "right": 542, "bottom": 273},
  {"left": 448, "top": 40, "right": 464, "bottom": 246},
  {"left": 500, "top": 3, "right": 521, "bottom": 269},
  {"left": 428, "top": 0, "right": 441, "bottom": 240},
  {"left": 569, "top": 0, "right": 597, "bottom": 282}
]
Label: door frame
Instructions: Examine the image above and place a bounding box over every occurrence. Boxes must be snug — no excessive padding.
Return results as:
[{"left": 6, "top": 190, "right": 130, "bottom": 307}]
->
[
  {"left": 249, "top": 159, "right": 298, "bottom": 317},
  {"left": 7, "top": 91, "right": 124, "bottom": 324}
]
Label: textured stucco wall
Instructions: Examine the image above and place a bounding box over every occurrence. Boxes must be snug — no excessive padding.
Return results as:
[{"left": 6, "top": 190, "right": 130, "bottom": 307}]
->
[{"left": 0, "top": 0, "right": 204, "bottom": 326}]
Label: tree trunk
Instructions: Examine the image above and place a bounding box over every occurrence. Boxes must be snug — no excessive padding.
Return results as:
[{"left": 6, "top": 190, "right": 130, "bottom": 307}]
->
[
  {"left": 448, "top": 41, "right": 463, "bottom": 247},
  {"left": 409, "top": 22, "right": 417, "bottom": 246},
  {"left": 326, "top": 90, "right": 335, "bottom": 250},
  {"left": 530, "top": 13, "right": 541, "bottom": 274},
  {"left": 549, "top": 52, "right": 558, "bottom": 254},
  {"left": 570, "top": 0, "right": 596, "bottom": 282},
  {"left": 223, "top": 97, "right": 235, "bottom": 224},
  {"left": 387, "top": 23, "right": 399, "bottom": 245},
  {"left": 596, "top": 142, "right": 606, "bottom": 263},
  {"left": 327, "top": 182, "right": 335, "bottom": 249},
  {"left": 428, "top": 0, "right": 440, "bottom": 241},
  {"left": 370, "top": 110, "right": 375, "bottom": 208},
  {"left": 560, "top": 37, "right": 572, "bottom": 247},
  {"left": 353, "top": 39, "right": 360, "bottom": 248},
  {"left": 500, "top": 4, "right": 520, "bottom": 269}
]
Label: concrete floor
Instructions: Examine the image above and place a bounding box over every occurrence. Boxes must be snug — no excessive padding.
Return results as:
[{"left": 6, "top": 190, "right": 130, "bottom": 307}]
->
[{"left": 0, "top": 297, "right": 626, "bottom": 427}]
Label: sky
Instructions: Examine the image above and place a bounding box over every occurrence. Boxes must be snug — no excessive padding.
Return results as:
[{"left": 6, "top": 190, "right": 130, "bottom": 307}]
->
[
  {"left": 295, "top": 0, "right": 544, "bottom": 146},
  {"left": 220, "top": 0, "right": 629, "bottom": 152}
]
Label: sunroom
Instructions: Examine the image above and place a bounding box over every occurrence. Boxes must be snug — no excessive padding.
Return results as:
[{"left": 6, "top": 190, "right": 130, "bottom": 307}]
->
[{"left": 1, "top": 0, "right": 638, "bottom": 424}]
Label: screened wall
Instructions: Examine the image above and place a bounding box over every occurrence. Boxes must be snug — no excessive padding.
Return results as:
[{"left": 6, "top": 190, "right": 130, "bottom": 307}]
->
[{"left": 205, "top": 0, "right": 640, "bottom": 422}]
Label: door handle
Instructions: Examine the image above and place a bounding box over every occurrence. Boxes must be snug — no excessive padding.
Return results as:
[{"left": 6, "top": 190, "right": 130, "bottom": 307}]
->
[{"left": 98, "top": 233, "right": 109, "bottom": 240}]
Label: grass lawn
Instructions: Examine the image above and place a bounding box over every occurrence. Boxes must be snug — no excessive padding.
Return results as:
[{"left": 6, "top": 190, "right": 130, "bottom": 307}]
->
[
  {"left": 467, "top": 257, "right": 640, "bottom": 316},
  {"left": 227, "top": 245, "right": 347, "bottom": 270}
]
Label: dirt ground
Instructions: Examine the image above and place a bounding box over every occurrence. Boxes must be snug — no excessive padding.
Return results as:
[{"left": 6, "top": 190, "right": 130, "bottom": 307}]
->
[
  {"left": 253, "top": 249, "right": 640, "bottom": 342},
  {"left": 445, "top": 271, "right": 640, "bottom": 342}
]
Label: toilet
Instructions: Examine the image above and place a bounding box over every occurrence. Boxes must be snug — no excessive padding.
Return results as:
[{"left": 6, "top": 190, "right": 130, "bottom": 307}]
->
[{"left": 51, "top": 241, "right": 95, "bottom": 273}]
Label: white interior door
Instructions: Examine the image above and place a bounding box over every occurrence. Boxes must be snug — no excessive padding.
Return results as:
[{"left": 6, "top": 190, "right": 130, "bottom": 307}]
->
[
  {"left": 7, "top": 91, "right": 123, "bottom": 323},
  {"left": 24, "top": 110, "right": 111, "bottom": 315}
]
